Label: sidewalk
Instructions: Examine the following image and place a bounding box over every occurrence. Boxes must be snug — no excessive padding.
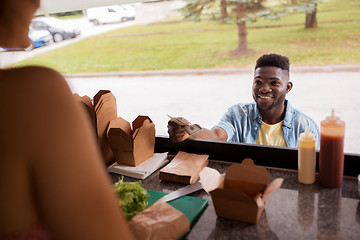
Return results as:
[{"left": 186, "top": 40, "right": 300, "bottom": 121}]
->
[{"left": 63, "top": 65, "right": 360, "bottom": 78}]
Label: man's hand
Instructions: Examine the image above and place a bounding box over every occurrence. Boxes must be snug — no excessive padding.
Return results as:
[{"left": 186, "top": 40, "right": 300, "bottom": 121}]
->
[
  {"left": 167, "top": 116, "right": 227, "bottom": 142},
  {"left": 167, "top": 117, "right": 190, "bottom": 142}
]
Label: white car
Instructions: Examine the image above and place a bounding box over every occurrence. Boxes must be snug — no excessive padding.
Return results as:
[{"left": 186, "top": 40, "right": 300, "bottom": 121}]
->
[
  {"left": 31, "top": 17, "right": 81, "bottom": 42},
  {"left": 28, "top": 26, "right": 53, "bottom": 49},
  {"left": 87, "top": 5, "right": 136, "bottom": 25}
]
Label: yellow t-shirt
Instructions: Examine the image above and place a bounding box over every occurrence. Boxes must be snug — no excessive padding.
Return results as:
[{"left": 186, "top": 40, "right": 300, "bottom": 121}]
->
[{"left": 255, "top": 121, "right": 287, "bottom": 147}]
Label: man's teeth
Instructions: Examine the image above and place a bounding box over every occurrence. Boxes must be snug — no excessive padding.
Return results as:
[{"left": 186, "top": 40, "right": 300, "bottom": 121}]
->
[{"left": 259, "top": 95, "right": 271, "bottom": 99}]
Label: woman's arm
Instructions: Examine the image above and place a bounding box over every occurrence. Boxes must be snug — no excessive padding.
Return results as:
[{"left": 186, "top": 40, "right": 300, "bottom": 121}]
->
[{"left": 23, "top": 67, "right": 133, "bottom": 240}]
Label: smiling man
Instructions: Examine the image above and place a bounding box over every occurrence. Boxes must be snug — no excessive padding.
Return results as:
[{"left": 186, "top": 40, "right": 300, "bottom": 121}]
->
[{"left": 168, "top": 53, "right": 320, "bottom": 149}]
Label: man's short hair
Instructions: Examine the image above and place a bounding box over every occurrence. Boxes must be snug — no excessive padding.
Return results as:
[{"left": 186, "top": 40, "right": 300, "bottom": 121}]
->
[{"left": 255, "top": 53, "right": 290, "bottom": 72}]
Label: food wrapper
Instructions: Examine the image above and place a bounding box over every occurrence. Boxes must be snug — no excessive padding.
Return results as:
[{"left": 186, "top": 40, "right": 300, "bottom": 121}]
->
[
  {"left": 199, "top": 167, "right": 224, "bottom": 193},
  {"left": 159, "top": 151, "right": 209, "bottom": 184},
  {"left": 128, "top": 201, "right": 190, "bottom": 240}
]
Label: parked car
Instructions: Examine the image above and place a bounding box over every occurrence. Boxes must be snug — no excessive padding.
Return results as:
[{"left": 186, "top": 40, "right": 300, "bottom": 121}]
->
[
  {"left": 87, "top": 5, "right": 136, "bottom": 25},
  {"left": 31, "top": 16, "right": 81, "bottom": 42},
  {"left": 28, "top": 26, "right": 53, "bottom": 49},
  {"left": 1, "top": 26, "right": 53, "bottom": 51}
]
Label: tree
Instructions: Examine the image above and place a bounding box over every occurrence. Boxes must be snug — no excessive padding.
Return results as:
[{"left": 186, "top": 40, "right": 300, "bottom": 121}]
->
[
  {"left": 180, "top": 0, "right": 281, "bottom": 55},
  {"left": 305, "top": 3, "right": 317, "bottom": 28},
  {"left": 180, "top": 0, "right": 320, "bottom": 55},
  {"left": 234, "top": 2, "right": 248, "bottom": 54},
  {"left": 284, "top": 0, "right": 321, "bottom": 28},
  {"left": 220, "top": 0, "right": 228, "bottom": 23}
]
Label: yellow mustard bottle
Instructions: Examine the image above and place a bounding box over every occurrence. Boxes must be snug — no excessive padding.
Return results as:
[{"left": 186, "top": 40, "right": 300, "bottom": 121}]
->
[{"left": 298, "top": 125, "right": 316, "bottom": 184}]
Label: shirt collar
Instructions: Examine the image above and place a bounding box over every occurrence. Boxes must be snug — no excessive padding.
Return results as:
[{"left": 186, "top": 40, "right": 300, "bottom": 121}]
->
[
  {"left": 252, "top": 102, "right": 262, "bottom": 121},
  {"left": 252, "top": 100, "right": 293, "bottom": 128},
  {"left": 282, "top": 100, "right": 293, "bottom": 128}
]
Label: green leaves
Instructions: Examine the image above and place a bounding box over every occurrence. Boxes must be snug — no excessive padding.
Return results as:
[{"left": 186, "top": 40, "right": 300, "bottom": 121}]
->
[
  {"left": 113, "top": 177, "right": 150, "bottom": 221},
  {"left": 179, "top": 0, "right": 321, "bottom": 23},
  {"left": 284, "top": 0, "right": 323, "bottom": 14}
]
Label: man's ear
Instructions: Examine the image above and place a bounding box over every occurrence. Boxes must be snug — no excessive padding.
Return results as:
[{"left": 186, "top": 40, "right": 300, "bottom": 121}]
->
[{"left": 286, "top": 81, "right": 293, "bottom": 93}]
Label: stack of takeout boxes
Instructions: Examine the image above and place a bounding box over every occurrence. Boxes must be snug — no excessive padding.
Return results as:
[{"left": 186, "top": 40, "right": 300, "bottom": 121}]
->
[
  {"left": 74, "top": 94, "right": 97, "bottom": 131},
  {"left": 74, "top": 90, "right": 155, "bottom": 166},
  {"left": 93, "top": 90, "right": 118, "bottom": 164}
]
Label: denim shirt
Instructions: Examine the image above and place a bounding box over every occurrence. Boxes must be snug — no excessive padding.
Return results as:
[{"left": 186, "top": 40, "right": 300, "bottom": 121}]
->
[{"left": 214, "top": 100, "right": 320, "bottom": 149}]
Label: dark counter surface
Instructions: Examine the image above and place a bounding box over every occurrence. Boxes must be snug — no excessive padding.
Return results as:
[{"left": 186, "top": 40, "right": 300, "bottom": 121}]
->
[{"left": 109, "top": 159, "right": 360, "bottom": 240}]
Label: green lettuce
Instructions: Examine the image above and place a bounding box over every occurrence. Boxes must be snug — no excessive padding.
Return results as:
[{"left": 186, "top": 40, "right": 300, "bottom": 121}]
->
[{"left": 113, "top": 177, "right": 150, "bottom": 221}]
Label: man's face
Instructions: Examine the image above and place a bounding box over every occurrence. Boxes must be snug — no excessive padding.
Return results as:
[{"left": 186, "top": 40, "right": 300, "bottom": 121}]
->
[{"left": 252, "top": 66, "right": 292, "bottom": 112}]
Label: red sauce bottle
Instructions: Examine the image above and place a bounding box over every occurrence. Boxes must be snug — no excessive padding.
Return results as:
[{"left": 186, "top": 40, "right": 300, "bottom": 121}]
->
[{"left": 318, "top": 109, "right": 345, "bottom": 188}]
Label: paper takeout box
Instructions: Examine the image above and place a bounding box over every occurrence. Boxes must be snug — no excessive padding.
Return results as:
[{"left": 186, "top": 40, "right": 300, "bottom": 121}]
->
[
  {"left": 107, "top": 115, "right": 155, "bottom": 167},
  {"left": 73, "top": 94, "right": 97, "bottom": 132},
  {"left": 200, "top": 158, "right": 283, "bottom": 224},
  {"left": 93, "top": 90, "right": 117, "bottom": 164},
  {"left": 74, "top": 90, "right": 117, "bottom": 165},
  {"left": 159, "top": 151, "right": 209, "bottom": 184}
]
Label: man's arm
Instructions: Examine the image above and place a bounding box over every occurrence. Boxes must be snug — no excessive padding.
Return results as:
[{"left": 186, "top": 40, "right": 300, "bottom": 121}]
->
[
  {"left": 168, "top": 118, "right": 227, "bottom": 142},
  {"left": 190, "top": 127, "right": 228, "bottom": 141}
]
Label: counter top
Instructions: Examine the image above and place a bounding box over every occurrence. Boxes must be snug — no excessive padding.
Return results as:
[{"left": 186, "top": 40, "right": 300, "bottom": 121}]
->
[
  {"left": 109, "top": 159, "right": 360, "bottom": 239},
  {"left": 110, "top": 160, "right": 360, "bottom": 240},
  {"left": 110, "top": 137, "right": 360, "bottom": 239}
]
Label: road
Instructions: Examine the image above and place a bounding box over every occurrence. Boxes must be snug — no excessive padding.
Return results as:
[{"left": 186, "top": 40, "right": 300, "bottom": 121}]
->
[{"left": 0, "top": 17, "right": 136, "bottom": 68}]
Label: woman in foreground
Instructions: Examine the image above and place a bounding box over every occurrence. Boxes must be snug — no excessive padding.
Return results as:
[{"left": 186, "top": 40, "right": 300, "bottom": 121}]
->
[{"left": 0, "top": 0, "right": 133, "bottom": 239}]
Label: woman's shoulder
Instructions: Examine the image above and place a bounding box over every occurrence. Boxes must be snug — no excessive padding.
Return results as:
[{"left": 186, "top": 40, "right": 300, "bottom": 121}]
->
[
  {"left": 1, "top": 66, "right": 74, "bottom": 118},
  {"left": 2, "top": 66, "right": 70, "bottom": 96},
  {"left": 3, "top": 65, "right": 63, "bottom": 82}
]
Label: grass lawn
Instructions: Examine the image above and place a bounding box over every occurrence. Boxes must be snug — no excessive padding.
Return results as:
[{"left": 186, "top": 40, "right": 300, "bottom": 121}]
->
[{"left": 13, "top": 0, "right": 360, "bottom": 73}]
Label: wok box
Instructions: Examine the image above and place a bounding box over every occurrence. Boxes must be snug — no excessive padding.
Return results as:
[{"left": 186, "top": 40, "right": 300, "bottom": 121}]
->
[
  {"left": 107, "top": 115, "right": 155, "bottom": 167},
  {"left": 201, "top": 158, "right": 283, "bottom": 224}
]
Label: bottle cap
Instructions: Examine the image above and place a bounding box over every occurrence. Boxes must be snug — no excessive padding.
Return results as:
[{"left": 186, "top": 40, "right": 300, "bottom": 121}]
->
[
  {"left": 300, "top": 125, "right": 315, "bottom": 141},
  {"left": 322, "top": 109, "right": 345, "bottom": 127}
]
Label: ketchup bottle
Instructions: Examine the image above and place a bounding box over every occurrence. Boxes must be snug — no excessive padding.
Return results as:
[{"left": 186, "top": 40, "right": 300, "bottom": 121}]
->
[{"left": 318, "top": 109, "right": 345, "bottom": 188}]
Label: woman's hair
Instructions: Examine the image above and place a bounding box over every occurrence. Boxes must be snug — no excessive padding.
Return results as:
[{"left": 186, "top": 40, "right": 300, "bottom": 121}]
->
[
  {"left": 255, "top": 53, "right": 290, "bottom": 72},
  {"left": 0, "top": 0, "right": 5, "bottom": 21}
]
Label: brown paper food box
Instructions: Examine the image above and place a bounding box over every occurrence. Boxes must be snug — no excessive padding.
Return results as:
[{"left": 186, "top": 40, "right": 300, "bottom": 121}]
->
[
  {"left": 93, "top": 90, "right": 117, "bottom": 165},
  {"left": 107, "top": 115, "right": 155, "bottom": 167},
  {"left": 159, "top": 151, "right": 209, "bottom": 184},
  {"left": 73, "top": 90, "right": 118, "bottom": 165},
  {"left": 208, "top": 158, "right": 283, "bottom": 224},
  {"left": 73, "top": 94, "right": 96, "bottom": 133}
]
